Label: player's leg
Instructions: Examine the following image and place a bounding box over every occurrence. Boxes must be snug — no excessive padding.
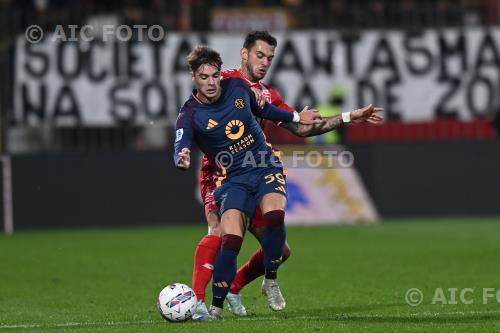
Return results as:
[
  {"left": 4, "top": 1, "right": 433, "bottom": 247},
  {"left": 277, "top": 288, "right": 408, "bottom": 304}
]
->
[
  {"left": 230, "top": 228, "right": 291, "bottom": 295},
  {"left": 259, "top": 192, "right": 287, "bottom": 279},
  {"left": 192, "top": 206, "right": 221, "bottom": 320},
  {"left": 192, "top": 169, "right": 222, "bottom": 320},
  {"left": 192, "top": 205, "right": 221, "bottom": 301},
  {"left": 255, "top": 168, "right": 289, "bottom": 311},
  {"left": 224, "top": 208, "right": 264, "bottom": 316},
  {"left": 227, "top": 210, "right": 291, "bottom": 316},
  {"left": 204, "top": 182, "right": 254, "bottom": 320},
  {"left": 208, "top": 208, "right": 247, "bottom": 320}
]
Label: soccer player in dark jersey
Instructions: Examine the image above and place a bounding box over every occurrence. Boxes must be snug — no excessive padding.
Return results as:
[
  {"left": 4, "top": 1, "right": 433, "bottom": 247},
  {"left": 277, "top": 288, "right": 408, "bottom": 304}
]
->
[
  {"left": 192, "top": 31, "right": 384, "bottom": 319},
  {"left": 174, "top": 45, "right": 321, "bottom": 320}
]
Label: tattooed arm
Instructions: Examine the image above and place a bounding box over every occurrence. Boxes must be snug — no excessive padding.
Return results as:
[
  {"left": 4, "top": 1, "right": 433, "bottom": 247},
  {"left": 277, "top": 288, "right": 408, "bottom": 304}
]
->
[
  {"left": 280, "top": 104, "right": 384, "bottom": 137},
  {"left": 280, "top": 114, "right": 344, "bottom": 137}
]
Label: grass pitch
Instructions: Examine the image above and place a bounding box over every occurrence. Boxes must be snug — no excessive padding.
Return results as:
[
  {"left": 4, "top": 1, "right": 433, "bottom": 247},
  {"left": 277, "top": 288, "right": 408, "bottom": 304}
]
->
[{"left": 1, "top": 219, "right": 500, "bottom": 332}]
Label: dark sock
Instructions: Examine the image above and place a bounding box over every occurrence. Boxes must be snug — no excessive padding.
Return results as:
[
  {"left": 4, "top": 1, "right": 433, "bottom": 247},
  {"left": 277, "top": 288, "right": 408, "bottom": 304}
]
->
[
  {"left": 265, "top": 270, "right": 277, "bottom": 279},
  {"left": 211, "top": 234, "right": 243, "bottom": 309},
  {"left": 261, "top": 210, "right": 286, "bottom": 279},
  {"left": 230, "top": 248, "right": 265, "bottom": 293}
]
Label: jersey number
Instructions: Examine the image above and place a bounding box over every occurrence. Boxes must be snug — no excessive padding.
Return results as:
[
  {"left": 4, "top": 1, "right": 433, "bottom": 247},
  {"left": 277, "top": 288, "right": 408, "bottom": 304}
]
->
[{"left": 264, "top": 172, "right": 285, "bottom": 185}]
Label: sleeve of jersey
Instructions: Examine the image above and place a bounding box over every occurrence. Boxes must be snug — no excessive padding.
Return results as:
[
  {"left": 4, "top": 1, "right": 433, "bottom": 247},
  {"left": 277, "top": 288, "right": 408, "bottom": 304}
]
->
[
  {"left": 271, "top": 89, "right": 295, "bottom": 113},
  {"left": 269, "top": 89, "right": 295, "bottom": 126},
  {"left": 173, "top": 107, "right": 194, "bottom": 168},
  {"left": 257, "top": 102, "right": 295, "bottom": 123},
  {"left": 244, "top": 84, "right": 294, "bottom": 123}
]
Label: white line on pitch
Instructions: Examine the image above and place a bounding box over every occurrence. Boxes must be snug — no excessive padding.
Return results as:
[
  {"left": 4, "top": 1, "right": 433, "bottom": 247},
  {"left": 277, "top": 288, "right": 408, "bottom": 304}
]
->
[
  {"left": 1, "top": 310, "right": 499, "bottom": 329},
  {"left": 238, "top": 310, "right": 500, "bottom": 321},
  {"left": 0, "top": 320, "right": 156, "bottom": 329}
]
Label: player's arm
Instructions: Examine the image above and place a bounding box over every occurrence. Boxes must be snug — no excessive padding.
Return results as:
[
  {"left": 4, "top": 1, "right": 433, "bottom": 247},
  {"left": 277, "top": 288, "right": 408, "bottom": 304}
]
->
[
  {"left": 245, "top": 85, "right": 321, "bottom": 125},
  {"left": 280, "top": 104, "right": 384, "bottom": 137},
  {"left": 279, "top": 108, "right": 343, "bottom": 137},
  {"left": 263, "top": 89, "right": 345, "bottom": 137},
  {"left": 173, "top": 108, "right": 194, "bottom": 170}
]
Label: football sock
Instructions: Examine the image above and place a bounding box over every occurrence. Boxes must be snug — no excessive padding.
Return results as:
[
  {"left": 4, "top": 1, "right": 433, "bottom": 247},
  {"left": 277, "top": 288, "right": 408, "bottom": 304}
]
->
[
  {"left": 229, "top": 248, "right": 265, "bottom": 294},
  {"left": 261, "top": 210, "right": 286, "bottom": 280},
  {"left": 191, "top": 235, "right": 222, "bottom": 302},
  {"left": 212, "top": 234, "right": 243, "bottom": 309}
]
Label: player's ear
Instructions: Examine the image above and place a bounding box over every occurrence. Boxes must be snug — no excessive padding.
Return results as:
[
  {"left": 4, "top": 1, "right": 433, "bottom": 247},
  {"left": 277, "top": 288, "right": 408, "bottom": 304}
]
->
[
  {"left": 189, "top": 70, "right": 195, "bottom": 81},
  {"left": 240, "top": 48, "right": 248, "bottom": 62}
]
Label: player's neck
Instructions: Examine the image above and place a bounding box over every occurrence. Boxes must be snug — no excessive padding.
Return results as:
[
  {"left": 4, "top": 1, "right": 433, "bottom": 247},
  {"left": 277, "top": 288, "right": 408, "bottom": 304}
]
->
[
  {"left": 194, "top": 90, "right": 221, "bottom": 104},
  {"left": 239, "top": 67, "right": 258, "bottom": 84}
]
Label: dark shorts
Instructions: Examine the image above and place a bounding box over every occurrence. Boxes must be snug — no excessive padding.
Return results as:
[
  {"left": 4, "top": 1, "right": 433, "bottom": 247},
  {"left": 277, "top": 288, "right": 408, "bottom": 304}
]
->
[{"left": 214, "top": 166, "right": 287, "bottom": 223}]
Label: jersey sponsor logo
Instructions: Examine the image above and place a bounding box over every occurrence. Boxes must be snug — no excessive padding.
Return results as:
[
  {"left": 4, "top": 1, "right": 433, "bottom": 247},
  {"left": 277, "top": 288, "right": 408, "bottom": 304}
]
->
[
  {"left": 228, "top": 133, "right": 254, "bottom": 154},
  {"left": 206, "top": 118, "right": 218, "bottom": 129},
  {"left": 225, "top": 119, "right": 245, "bottom": 140},
  {"left": 175, "top": 128, "right": 183, "bottom": 142},
  {"left": 234, "top": 98, "right": 245, "bottom": 109}
]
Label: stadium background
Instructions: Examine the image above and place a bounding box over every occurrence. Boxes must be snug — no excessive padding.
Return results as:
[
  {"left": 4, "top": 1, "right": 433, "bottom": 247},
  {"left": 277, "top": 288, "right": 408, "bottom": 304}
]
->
[
  {"left": 1, "top": 0, "right": 499, "bottom": 230},
  {"left": 0, "top": 1, "right": 500, "bottom": 332}
]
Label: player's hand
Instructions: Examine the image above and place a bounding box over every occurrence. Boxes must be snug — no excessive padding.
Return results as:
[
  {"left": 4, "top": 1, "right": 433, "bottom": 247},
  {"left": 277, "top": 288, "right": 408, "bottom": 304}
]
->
[
  {"left": 299, "top": 106, "right": 323, "bottom": 125},
  {"left": 251, "top": 87, "right": 265, "bottom": 109},
  {"left": 349, "top": 104, "right": 384, "bottom": 124},
  {"left": 177, "top": 148, "right": 191, "bottom": 170}
]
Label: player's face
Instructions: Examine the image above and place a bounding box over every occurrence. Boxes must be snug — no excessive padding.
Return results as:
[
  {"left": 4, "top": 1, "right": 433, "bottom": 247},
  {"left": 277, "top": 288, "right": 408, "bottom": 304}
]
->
[
  {"left": 191, "top": 64, "right": 221, "bottom": 103},
  {"left": 243, "top": 40, "right": 275, "bottom": 82}
]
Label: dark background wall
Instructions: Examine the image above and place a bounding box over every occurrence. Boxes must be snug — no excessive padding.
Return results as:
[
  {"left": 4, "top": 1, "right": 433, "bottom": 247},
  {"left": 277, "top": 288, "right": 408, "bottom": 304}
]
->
[
  {"left": 2, "top": 141, "right": 500, "bottom": 230},
  {"left": 349, "top": 141, "right": 500, "bottom": 217},
  {"left": 7, "top": 150, "right": 204, "bottom": 229}
]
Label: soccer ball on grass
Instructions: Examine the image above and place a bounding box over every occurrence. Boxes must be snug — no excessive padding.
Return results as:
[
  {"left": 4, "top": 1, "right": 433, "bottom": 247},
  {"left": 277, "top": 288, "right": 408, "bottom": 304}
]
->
[{"left": 156, "top": 283, "right": 197, "bottom": 322}]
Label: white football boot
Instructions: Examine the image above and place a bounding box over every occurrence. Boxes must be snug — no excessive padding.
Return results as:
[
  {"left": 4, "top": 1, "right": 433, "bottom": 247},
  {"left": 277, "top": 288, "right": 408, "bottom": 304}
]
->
[
  {"left": 226, "top": 292, "right": 248, "bottom": 316},
  {"left": 192, "top": 300, "right": 209, "bottom": 321},
  {"left": 261, "top": 278, "right": 286, "bottom": 311},
  {"left": 206, "top": 305, "right": 223, "bottom": 321}
]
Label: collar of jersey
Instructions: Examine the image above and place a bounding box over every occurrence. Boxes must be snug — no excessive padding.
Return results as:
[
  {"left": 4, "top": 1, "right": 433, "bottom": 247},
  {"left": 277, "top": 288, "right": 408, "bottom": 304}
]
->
[
  {"left": 238, "top": 69, "right": 262, "bottom": 89},
  {"left": 191, "top": 89, "right": 224, "bottom": 106}
]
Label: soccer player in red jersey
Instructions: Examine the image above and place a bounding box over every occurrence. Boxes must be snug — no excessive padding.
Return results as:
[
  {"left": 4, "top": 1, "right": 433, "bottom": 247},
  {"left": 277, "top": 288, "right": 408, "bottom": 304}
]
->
[{"left": 192, "top": 31, "right": 383, "bottom": 319}]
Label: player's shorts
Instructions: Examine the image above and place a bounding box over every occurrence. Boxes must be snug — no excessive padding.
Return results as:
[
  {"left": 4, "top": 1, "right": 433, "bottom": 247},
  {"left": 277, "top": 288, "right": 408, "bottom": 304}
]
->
[
  {"left": 200, "top": 167, "right": 265, "bottom": 228},
  {"left": 213, "top": 166, "right": 287, "bottom": 226}
]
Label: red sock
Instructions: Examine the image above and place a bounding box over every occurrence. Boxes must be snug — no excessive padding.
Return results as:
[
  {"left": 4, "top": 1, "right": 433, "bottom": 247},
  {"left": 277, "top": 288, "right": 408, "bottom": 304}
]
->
[
  {"left": 192, "top": 235, "right": 222, "bottom": 302},
  {"left": 229, "top": 248, "right": 265, "bottom": 294}
]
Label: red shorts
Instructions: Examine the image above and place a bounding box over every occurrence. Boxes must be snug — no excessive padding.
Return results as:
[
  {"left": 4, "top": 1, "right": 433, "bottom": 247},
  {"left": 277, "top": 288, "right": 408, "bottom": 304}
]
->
[{"left": 199, "top": 164, "right": 265, "bottom": 230}]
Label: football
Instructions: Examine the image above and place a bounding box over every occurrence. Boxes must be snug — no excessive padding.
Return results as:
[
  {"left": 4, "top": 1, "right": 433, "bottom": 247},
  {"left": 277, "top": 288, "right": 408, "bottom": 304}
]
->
[{"left": 156, "top": 283, "right": 197, "bottom": 322}]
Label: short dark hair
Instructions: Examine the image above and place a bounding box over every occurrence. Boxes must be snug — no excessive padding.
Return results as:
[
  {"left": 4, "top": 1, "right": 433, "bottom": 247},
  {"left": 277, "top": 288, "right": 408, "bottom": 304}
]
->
[
  {"left": 243, "top": 31, "right": 277, "bottom": 50},
  {"left": 186, "top": 45, "right": 223, "bottom": 72}
]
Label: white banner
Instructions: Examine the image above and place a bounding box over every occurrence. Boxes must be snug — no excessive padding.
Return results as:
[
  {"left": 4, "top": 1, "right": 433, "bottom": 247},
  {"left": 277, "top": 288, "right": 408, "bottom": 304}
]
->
[{"left": 14, "top": 28, "right": 500, "bottom": 126}]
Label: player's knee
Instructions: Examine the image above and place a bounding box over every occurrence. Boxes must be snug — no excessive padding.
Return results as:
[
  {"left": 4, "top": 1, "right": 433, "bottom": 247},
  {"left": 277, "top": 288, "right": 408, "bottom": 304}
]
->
[
  {"left": 261, "top": 193, "right": 287, "bottom": 212},
  {"left": 263, "top": 210, "right": 285, "bottom": 228},
  {"left": 206, "top": 210, "right": 220, "bottom": 236},
  {"left": 282, "top": 243, "right": 291, "bottom": 262},
  {"left": 206, "top": 209, "right": 219, "bottom": 225},
  {"left": 208, "top": 224, "right": 221, "bottom": 236}
]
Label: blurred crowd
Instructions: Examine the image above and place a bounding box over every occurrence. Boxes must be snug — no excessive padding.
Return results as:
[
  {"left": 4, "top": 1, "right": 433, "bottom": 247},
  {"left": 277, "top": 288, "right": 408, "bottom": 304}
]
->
[
  {"left": 1, "top": 0, "right": 499, "bottom": 35},
  {"left": 1, "top": 0, "right": 499, "bottom": 151}
]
